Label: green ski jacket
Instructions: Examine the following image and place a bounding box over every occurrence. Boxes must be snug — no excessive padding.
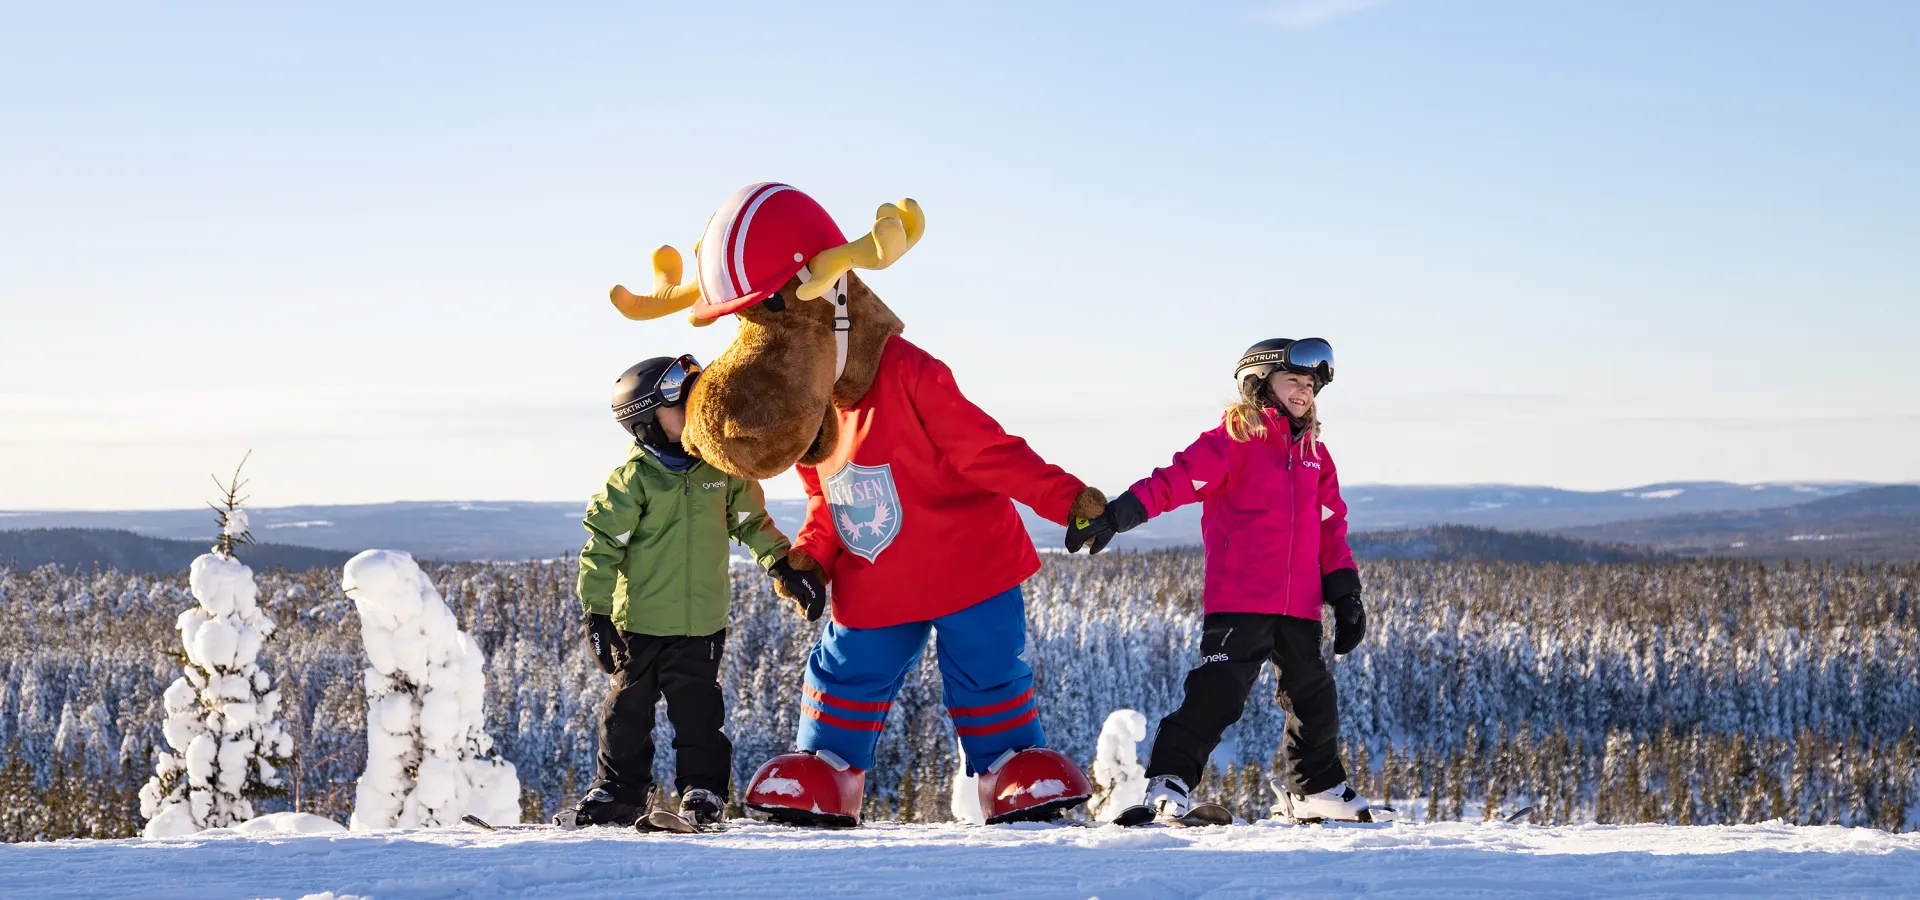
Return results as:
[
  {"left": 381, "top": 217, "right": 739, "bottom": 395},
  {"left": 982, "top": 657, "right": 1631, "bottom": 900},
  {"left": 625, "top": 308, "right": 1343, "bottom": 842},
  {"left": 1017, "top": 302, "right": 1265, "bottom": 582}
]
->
[{"left": 577, "top": 443, "right": 789, "bottom": 636}]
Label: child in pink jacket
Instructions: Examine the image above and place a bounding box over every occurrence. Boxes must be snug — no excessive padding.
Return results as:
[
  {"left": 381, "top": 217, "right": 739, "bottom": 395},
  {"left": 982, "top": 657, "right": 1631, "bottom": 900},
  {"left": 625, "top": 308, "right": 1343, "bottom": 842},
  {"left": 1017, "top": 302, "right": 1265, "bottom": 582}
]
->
[{"left": 1068, "top": 338, "right": 1387, "bottom": 824}]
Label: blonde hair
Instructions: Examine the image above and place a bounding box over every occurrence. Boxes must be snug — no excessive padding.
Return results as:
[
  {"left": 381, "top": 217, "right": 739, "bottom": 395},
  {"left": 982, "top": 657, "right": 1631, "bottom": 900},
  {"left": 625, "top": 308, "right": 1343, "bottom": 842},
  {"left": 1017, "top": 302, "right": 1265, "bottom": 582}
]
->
[{"left": 1224, "top": 373, "right": 1319, "bottom": 455}]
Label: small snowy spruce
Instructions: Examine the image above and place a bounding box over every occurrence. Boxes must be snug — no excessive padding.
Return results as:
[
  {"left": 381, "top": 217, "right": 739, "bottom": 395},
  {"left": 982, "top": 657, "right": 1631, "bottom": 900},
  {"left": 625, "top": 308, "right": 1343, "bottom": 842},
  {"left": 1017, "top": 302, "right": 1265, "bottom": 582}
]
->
[
  {"left": 1092, "top": 709, "right": 1150, "bottom": 820},
  {"left": 949, "top": 766, "right": 985, "bottom": 826},
  {"left": 342, "top": 549, "right": 519, "bottom": 829},
  {"left": 139, "top": 457, "right": 295, "bottom": 837}
]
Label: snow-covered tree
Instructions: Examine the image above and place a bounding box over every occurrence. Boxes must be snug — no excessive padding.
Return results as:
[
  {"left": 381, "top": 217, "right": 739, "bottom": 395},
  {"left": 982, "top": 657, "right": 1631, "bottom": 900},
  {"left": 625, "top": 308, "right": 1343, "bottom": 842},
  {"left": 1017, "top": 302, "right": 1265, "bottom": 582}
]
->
[
  {"left": 139, "top": 459, "right": 295, "bottom": 837},
  {"left": 1092, "top": 709, "right": 1150, "bottom": 820},
  {"left": 342, "top": 549, "right": 519, "bottom": 829}
]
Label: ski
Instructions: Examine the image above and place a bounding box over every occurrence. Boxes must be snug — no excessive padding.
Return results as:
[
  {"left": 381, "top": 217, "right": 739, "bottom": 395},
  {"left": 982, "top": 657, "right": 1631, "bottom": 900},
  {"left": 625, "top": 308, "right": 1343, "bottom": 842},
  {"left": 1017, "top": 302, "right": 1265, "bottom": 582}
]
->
[
  {"left": 642, "top": 810, "right": 708, "bottom": 834},
  {"left": 1504, "top": 806, "right": 1535, "bottom": 825},
  {"left": 1111, "top": 805, "right": 1155, "bottom": 827},
  {"left": 462, "top": 815, "right": 553, "bottom": 832},
  {"left": 1112, "top": 802, "right": 1233, "bottom": 827},
  {"left": 1170, "top": 803, "right": 1234, "bottom": 827},
  {"left": 1272, "top": 805, "right": 1398, "bottom": 825}
]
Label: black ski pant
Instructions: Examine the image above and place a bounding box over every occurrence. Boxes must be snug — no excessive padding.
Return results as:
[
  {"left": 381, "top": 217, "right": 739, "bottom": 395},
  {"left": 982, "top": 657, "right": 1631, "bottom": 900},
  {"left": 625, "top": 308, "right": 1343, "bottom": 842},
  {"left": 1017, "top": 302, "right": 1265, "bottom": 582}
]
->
[
  {"left": 1145, "top": 612, "right": 1348, "bottom": 795},
  {"left": 594, "top": 628, "right": 731, "bottom": 804}
]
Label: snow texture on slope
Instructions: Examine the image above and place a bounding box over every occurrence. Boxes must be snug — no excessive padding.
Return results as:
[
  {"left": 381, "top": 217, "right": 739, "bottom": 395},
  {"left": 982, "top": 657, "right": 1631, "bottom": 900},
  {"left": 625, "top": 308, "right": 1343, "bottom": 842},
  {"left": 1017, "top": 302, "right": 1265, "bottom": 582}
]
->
[
  {"left": 340, "top": 549, "right": 519, "bottom": 830},
  {"left": 7, "top": 820, "right": 1917, "bottom": 900}
]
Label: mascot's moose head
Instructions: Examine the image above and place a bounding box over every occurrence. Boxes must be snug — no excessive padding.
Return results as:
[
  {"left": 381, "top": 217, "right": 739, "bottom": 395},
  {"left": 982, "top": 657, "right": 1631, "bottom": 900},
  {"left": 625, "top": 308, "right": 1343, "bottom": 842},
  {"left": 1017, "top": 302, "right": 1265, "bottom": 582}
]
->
[{"left": 606, "top": 183, "right": 923, "bottom": 481}]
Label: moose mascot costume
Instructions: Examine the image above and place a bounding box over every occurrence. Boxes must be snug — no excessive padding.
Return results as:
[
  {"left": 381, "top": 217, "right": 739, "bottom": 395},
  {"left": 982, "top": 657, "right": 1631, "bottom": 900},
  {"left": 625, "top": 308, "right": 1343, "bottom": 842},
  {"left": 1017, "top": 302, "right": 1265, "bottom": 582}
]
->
[{"left": 609, "top": 183, "right": 1105, "bottom": 825}]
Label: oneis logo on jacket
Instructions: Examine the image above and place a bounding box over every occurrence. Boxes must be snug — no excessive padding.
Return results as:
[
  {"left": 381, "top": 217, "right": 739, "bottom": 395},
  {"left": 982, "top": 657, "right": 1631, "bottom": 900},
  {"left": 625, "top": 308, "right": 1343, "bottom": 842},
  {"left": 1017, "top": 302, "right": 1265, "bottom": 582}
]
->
[
  {"left": 702, "top": 481, "right": 725, "bottom": 490},
  {"left": 1301, "top": 460, "right": 1322, "bottom": 470}
]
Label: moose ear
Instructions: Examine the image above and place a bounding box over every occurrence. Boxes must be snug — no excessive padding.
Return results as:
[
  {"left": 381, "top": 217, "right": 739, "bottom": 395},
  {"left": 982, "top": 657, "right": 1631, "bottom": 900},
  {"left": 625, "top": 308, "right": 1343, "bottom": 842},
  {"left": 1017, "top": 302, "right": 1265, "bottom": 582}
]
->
[
  {"left": 611, "top": 245, "right": 702, "bottom": 320},
  {"left": 796, "top": 199, "right": 925, "bottom": 301}
]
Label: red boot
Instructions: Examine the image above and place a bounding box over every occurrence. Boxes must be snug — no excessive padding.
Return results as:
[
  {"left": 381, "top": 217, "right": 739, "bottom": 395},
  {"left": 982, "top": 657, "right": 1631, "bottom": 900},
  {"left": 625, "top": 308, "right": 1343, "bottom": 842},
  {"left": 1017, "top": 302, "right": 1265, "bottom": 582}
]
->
[
  {"left": 976, "top": 748, "right": 1092, "bottom": 824},
  {"left": 744, "top": 750, "right": 866, "bottom": 828}
]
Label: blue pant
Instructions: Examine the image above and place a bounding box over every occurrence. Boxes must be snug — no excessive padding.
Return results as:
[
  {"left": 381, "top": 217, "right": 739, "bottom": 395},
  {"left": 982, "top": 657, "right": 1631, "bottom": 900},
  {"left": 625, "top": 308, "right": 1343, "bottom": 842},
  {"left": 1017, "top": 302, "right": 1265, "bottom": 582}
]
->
[{"left": 798, "top": 585, "right": 1045, "bottom": 775}]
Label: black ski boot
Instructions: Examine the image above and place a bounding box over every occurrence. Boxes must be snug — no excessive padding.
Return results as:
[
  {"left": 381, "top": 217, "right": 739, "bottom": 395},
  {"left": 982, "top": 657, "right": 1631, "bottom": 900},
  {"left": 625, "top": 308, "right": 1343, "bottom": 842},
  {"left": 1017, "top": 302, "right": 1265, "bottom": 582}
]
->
[
  {"left": 681, "top": 788, "right": 725, "bottom": 826},
  {"left": 553, "top": 787, "right": 647, "bottom": 828}
]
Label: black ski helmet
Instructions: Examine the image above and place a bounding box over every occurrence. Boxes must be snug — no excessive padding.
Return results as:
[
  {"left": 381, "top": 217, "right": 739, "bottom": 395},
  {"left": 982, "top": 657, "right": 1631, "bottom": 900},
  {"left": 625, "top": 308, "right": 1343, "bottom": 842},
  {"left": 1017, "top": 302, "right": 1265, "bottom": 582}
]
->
[
  {"left": 1235, "top": 338, "right": 1335, "bottom": 393},
  {"left": 611, "top": 355, "right": 702, "bottom": 444}
]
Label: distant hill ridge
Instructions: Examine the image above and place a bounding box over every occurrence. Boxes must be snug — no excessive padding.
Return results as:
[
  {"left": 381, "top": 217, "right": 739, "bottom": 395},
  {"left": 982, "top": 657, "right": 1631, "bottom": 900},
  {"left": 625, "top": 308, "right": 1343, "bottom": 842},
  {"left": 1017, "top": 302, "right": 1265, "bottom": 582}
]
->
[
  {"left": 1558, "top": 485, "right": 1920, "bottom": 562},
  {"left": 0, "top": 480, "right": 1900, "bottom": 563},
  {"left": 1349, "top": 525, "right": 1672, "bottom": 564},
  {"left": 0, "top": 528, "right": 357, "bottom": 575}
]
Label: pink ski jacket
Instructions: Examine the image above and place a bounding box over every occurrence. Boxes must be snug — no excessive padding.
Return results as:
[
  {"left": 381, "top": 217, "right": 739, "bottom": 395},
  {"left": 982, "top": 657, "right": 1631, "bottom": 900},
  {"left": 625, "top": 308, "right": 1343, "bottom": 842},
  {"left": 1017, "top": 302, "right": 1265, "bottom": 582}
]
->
[{"left": 1126, "top": 407, "right": 1357, "bottom": 621}]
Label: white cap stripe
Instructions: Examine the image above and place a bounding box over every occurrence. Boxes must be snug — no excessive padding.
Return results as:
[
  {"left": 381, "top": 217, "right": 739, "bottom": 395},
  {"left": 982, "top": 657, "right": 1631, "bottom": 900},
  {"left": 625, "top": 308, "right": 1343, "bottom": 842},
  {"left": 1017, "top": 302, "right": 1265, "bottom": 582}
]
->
[
  {"left": 697, "top": 182, "right": 782, "bottom": 305},
  {"left": 729, "top": 183, "right": 791, "bottom": 299}
]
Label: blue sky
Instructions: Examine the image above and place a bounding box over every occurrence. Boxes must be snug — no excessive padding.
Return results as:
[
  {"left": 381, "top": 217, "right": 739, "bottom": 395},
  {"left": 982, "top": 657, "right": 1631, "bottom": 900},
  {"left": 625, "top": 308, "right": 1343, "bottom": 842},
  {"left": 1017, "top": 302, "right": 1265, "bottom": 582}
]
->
[{"left": 3, "top": 1, "right": 1916, "bottom": 509}]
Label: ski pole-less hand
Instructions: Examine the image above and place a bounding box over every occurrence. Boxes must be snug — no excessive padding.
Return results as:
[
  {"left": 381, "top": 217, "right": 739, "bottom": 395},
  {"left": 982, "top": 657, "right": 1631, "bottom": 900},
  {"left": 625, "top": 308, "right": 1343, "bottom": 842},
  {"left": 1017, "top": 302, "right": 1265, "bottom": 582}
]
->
[
  {"left": 1065, "top": 492, "right": 1148, "bottom": 555},
  {"left": 586, "top": 612, "right": 625, "bottom": 673},
  {"left": 770, "top": 554, "right": 827, "bottom": 621},
  {"left": 1322, "top": 568, "right": 1365, "bottom": 654}
]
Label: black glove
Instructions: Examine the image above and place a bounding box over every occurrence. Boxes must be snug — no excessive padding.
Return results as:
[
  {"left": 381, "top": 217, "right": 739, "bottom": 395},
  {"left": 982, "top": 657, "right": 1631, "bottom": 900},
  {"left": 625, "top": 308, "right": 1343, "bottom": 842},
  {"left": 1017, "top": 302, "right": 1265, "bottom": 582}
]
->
[
  {"left": 770, "top": 557, "right": 827, "bottom": 621},
  {"left": 586, "top": 612, "right": 625, "bottom": 674},
  {"left": 1322, "top": 568, "right": 1365, "bottom": 655},
  {"left": 1065, "top": 492, "right": 1148, "bottom": 555}
]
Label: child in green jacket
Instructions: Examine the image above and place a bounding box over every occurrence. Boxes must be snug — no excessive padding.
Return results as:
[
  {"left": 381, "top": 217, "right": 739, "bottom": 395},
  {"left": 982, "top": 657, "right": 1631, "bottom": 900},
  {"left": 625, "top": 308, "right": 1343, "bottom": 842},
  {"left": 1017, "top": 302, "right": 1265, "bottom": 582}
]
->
[{"left": 556, "top": 354, "right": 825, "bottom": 829}]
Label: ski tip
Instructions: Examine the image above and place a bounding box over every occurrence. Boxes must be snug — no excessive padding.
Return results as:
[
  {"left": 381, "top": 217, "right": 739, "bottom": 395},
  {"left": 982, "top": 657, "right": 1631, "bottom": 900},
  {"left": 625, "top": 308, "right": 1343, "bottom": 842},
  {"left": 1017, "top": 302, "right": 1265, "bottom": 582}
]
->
[
  {"left": 461, "top": 814, "right": 496, "bottom": 831},
  {"left": 643, "top": 811, "right": 702, "bottom": 834},
  {"left": 1503, "top": 806, "right": 1535, "bottom": 825},
  {"left": 1111, "top": 805, "right": 1156, "bottom": 827},
  {"left": 1173, "top": 804, "right": 1235, "bottom": 827}
]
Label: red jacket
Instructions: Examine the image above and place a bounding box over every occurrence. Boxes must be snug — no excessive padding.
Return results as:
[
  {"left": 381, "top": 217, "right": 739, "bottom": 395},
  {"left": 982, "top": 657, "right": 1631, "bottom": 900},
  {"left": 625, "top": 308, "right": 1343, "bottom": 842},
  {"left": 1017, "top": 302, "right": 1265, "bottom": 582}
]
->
[
  {"left": 795, "top": 337, "right": 1087, "bottom": 628},
  {"left": 1127, "top": 408, "right": 1356, "bottom": 620}
]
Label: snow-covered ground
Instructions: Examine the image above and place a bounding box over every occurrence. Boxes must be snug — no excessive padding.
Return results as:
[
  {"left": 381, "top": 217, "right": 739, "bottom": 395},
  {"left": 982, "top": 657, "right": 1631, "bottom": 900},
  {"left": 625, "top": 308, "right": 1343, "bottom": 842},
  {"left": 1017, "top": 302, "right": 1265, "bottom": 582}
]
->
[{"left": 6, "top": 819, "right": 1917, "bottom": 900}]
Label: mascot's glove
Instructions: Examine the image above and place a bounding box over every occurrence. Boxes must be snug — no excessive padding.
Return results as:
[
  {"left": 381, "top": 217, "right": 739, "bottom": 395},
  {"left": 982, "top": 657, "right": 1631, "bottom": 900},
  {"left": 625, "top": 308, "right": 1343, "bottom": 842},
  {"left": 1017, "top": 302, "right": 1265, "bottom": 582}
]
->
[
  {"left": 1066, "top": 491, "right": 1148, "bottom": 555},
  {"left": 586, "top": 612, "right": 624, "bottom": 674},
  {"left": 770, "top": 552, "right": 827, "bottom": 622},
  {"left": 1322, "top": 568, "right": 1365, "bottom": 655}
]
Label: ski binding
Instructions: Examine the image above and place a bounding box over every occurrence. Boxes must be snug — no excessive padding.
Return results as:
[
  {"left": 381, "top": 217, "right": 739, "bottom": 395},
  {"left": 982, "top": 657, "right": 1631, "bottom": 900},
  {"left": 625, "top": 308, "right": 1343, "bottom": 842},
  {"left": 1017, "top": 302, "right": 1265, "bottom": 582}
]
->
[{"left": 1112, "top": 802, "right": 1234, "bottom": 828}]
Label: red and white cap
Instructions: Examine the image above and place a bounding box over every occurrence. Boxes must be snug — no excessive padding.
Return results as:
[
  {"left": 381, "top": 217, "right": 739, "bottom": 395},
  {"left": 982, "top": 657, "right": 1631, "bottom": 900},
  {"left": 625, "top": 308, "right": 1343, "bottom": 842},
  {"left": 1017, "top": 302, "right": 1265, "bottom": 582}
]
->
[{"left": 693, "top": 183, "right": 847, "bottom": 320}]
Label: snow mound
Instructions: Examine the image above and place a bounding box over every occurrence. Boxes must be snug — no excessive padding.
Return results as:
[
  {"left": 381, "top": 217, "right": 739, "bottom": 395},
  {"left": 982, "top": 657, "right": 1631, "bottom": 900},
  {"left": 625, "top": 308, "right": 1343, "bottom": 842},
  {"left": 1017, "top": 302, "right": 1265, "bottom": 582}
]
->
[{"left": 235, "top": 812, "right": 348, "bottom": 835}]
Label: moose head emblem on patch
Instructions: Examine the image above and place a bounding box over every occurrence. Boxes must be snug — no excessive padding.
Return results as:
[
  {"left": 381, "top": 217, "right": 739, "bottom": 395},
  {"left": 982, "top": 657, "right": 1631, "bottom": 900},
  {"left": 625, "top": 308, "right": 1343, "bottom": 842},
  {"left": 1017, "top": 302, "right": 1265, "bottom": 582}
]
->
[{"left": 824, "top": 462, "right": 905, "bottom": 563}]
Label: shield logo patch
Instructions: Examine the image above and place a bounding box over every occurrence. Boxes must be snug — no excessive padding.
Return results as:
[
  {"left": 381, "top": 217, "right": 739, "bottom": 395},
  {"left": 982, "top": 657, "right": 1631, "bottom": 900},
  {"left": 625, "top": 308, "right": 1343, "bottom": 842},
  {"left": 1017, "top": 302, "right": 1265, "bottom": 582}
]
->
[{"left": 824, "top": 462, "right": 904, "bottom": 563}]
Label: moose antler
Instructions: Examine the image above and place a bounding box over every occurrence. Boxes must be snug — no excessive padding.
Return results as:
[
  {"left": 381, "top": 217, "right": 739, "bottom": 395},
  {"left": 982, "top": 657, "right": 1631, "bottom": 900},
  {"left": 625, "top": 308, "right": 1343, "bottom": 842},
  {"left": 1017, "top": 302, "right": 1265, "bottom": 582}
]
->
[
  {"left": 796, "top": 199, "right": 925, "bottom": 301},
  {"left": 610, "top": 245, "right": 702, "bottom": 321}
]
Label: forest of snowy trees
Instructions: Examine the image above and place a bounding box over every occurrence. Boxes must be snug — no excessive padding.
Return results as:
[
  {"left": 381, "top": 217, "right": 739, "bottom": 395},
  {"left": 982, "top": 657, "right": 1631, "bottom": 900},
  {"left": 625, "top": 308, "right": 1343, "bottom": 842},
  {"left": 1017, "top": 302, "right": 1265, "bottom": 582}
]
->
[{"left": 0, "top": 550, "right": 1914, "bottom": 840}]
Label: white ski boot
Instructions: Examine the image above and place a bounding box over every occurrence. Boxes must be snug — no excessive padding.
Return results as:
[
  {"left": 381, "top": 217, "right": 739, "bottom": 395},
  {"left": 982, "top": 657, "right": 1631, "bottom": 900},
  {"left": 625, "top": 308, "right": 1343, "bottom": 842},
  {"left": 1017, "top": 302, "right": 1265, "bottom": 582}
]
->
[
  {"left": 1270, "top": 781, "right": 1396, "bottom": 824},
  {"left": 1146, "top": 774, "right": 1194, "bottom": 817}
]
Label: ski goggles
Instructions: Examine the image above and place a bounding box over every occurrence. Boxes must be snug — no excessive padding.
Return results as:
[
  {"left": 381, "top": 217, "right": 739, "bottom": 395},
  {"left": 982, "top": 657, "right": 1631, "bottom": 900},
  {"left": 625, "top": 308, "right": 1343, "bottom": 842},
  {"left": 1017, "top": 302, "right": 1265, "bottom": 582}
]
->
[
  {"left": 655, "top": 354, "right": 702, "bottom": 406},
  {"left": 1238, "top": 338, "right": 1335, "bottom": 386}
]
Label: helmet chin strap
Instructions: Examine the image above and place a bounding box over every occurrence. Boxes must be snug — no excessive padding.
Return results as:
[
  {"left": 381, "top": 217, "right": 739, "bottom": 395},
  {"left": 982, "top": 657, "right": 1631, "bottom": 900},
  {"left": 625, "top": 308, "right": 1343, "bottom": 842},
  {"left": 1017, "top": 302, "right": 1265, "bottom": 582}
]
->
[{"left": 797, "top": 267, "right": 853, "bottom": 382}]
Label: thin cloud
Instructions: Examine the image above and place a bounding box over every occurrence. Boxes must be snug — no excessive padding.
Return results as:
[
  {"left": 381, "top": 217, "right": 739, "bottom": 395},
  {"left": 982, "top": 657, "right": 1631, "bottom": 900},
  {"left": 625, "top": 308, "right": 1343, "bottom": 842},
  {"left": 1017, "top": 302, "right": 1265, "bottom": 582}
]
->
[{"left": 1252, "top": 0, "right": 1390, "bottom": 30}]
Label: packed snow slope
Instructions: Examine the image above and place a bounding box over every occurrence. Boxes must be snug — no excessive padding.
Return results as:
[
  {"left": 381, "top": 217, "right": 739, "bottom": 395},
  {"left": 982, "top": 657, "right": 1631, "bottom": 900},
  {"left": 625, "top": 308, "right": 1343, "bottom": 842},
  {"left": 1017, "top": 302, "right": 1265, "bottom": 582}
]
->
[{"left": 6, "top": 820, "right": 1917, "bottom": 900}]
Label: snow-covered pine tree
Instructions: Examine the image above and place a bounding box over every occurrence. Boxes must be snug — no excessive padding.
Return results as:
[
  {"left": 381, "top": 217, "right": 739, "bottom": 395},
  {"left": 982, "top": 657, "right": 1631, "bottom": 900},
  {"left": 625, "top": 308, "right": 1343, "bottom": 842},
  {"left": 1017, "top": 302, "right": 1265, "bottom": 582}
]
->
[
  {"left": 139, "top": 456, "right": 296, "bottom": 837},
  {"left": 1091, "top": 708, "right": 1150, "bottom": 820},
  {"left": 341, "top": 549, "right": 519, "bottom": 829}
]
